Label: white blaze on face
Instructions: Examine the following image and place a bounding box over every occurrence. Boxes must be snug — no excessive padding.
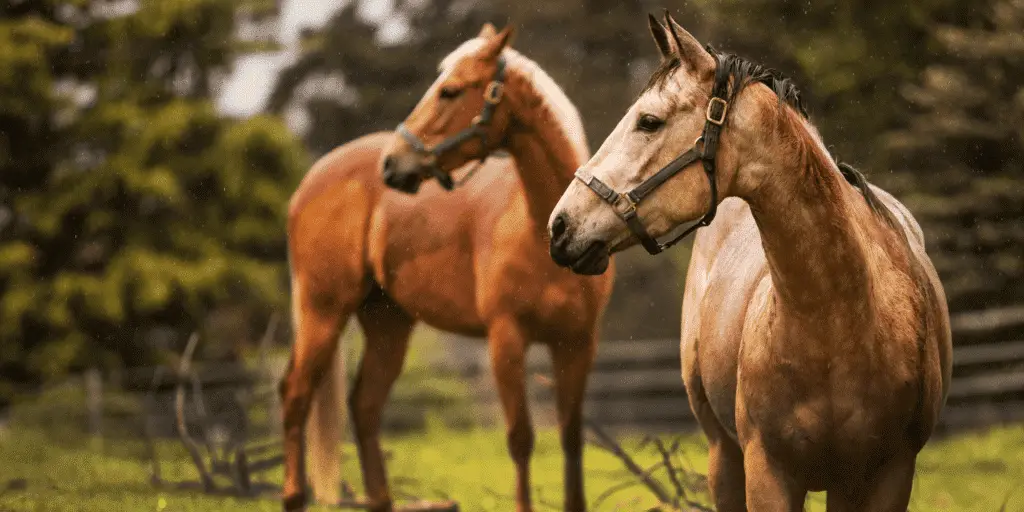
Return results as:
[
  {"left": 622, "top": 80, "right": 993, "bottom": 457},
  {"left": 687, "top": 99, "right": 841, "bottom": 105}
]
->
[{"left": 550, "top": 72, "right": 692, "bottom": 250}]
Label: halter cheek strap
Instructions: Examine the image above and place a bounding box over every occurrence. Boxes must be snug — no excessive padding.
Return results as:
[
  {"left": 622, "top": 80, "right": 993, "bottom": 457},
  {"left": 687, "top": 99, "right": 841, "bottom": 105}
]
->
[
  {"left": 395, "top": 57, "right": 507, "bottom": 191},
  {"left": 574, "top": 50, "right": 729, "bottom": 255}
]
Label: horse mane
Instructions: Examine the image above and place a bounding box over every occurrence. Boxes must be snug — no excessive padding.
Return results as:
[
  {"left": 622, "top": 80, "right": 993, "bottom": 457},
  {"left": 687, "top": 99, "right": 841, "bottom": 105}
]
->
[
  {"left": 644, "top": 48, "right": 895, "bottom": 228},
  {"left": 712, "top": 49, "right": 807, "bottom": 119},
  {"left": 642, "top": 50, "right": 807, "bottom": 119}
]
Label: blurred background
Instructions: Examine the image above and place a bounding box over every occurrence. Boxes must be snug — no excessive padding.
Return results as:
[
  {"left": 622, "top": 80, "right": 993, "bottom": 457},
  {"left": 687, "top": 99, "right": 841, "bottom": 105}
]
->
[{"left": 1, "top": 0, "right": 1022, "bottom": 510}]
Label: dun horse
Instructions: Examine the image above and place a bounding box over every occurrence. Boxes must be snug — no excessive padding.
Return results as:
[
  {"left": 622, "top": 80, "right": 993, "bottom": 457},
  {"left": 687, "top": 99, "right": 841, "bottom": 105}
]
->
[
  {"left": 281, "top": 25, "right": 613, "bottom": 512},
  {"left": 549, "top": 13, "right": 951, "bottom": 512}
]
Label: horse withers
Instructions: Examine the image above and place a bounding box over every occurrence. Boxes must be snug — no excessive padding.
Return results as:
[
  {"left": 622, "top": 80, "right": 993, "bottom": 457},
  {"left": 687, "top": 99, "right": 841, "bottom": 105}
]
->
[
  {"left": 549, "top": 13, "right": 951, "bottom": 512},
  {"left": 280, "top": 24, "right": 613, "bottom": 512}
]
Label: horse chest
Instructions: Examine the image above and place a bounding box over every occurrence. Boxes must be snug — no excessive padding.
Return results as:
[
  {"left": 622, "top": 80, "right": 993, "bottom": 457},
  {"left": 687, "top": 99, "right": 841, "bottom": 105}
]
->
[{"left": 736, "top": 317, "right": 922, "bottom": 469}]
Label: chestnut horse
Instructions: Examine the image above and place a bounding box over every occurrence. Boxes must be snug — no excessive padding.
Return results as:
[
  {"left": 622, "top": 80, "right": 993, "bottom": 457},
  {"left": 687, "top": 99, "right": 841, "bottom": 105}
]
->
[
  {"left": 280, "top": 24, "right": 614, "bottom": 512},
  {"left": 549, "top": 13, "right": 951, "bottom": 512}
]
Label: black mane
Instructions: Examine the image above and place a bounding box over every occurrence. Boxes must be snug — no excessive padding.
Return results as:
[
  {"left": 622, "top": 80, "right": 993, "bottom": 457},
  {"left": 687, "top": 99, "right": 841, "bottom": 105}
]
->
[
  {"left": 643, "top": 48, "right": 807, "bottom": 118},
  {"left": 713, "top": 48, "right": 808, "bottom": 119},
  {"left": 643, "top": 48, "right": 900, "bottom": 227}
]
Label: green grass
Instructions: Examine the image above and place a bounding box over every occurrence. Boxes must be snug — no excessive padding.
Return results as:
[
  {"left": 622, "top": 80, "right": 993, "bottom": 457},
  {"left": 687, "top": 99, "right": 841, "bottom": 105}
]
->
[{"left": 2, "top": 416, "right": 1024, "bottom": 511}]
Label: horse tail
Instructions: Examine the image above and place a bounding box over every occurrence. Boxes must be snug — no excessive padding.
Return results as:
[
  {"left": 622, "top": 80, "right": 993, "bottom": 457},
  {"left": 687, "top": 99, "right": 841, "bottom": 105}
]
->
[{"left": 297, "top": 283, "right": 348, "bottom": 505}]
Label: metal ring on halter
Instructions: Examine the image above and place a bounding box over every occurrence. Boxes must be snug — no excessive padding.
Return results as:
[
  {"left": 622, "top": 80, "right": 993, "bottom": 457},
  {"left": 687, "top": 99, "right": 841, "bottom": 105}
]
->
[
  {"left": 693, "top": 135, "right": 705, "bottom": 155},
  {"left": 572, "top": 50, "right": 731, "bottom": 255}
]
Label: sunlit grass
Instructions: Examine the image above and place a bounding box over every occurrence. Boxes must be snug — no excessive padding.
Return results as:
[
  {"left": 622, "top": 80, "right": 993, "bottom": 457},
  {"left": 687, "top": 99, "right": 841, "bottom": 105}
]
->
[{"left": 2, "top": 414, "right": 1023, "bottom": 511}]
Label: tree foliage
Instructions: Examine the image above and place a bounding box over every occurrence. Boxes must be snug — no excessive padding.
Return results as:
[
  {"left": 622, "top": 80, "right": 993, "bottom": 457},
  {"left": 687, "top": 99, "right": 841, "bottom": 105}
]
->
[
  {"left": 271, "top": 0, "right": 1024, "bottom": 336},
  {"left": 0, "top": 0, "right": 307, "bottom": 404},
  {"left": 884, "top": 0, "right": 1024, "bottom": 309}
]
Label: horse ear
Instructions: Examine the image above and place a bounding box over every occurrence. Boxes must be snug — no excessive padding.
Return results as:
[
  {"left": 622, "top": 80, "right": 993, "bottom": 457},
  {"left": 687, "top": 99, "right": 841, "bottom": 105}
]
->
[
  {"left": 478, "top": 23, "right": 497, "bottom": 38},
  {"left": 480, "top": 25, "right": 515, "bottom": 61},
  {"left": 663, "top": 12, "right": 715, "bottom": 73},
  {"left": 648, "top": 13, "right": 675, "bottom": 59}
]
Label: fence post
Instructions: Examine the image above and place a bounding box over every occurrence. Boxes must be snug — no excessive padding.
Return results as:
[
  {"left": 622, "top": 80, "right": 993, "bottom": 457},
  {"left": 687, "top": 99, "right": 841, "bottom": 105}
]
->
[{"left": 84, "top": 367, "right": 103, "bottom": 439}]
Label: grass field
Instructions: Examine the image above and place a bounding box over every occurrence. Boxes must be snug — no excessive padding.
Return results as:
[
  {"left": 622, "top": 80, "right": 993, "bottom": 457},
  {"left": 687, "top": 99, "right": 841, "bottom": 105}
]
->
[{"left": 2, "top": 415, "right": 1024, "bottom": 511}]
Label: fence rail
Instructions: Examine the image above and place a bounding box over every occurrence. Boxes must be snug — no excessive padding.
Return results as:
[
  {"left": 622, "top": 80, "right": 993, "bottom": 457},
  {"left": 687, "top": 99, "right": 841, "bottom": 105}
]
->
[
  {"left": 61, "top": 304, "right": 1024, "bottom": 444},
  {"left": 384, "top": 304, "right": 1024, "bottom": 434}
]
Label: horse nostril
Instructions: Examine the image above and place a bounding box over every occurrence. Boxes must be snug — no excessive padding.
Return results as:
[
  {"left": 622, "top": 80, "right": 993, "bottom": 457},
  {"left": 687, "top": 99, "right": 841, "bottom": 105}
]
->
[{"left": 551, "top": 214, "right": 567, "bottom": 240}]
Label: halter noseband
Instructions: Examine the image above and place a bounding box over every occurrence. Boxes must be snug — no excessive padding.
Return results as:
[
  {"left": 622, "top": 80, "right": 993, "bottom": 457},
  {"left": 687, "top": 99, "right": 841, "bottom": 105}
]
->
[
  {"left": 574, "top": 51, "right": 729, "bottom": 255},
  {"left": 395, "top": 57, "right": 507, "bottom": 190}
]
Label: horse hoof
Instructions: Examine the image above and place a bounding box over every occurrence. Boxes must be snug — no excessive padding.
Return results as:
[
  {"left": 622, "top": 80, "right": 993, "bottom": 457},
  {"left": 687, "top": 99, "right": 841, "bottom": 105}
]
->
[{"left": 282, "top": 491, "right": 307, "bottom": 512}]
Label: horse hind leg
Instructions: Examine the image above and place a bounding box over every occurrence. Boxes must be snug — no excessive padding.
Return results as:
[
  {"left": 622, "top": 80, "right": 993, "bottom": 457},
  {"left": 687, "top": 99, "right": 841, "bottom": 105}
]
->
[
  {"left": 488, "top": 316, "right": 535, "bottom": 512},
  {"left": 349, "top": 286, "right": 415, "bottom": 512},
  {"left": 549, "top": 335, "right": 597, "bottom": 512},
  {"left": 280, "top": 278, "right": 364, "bottom": 511}
]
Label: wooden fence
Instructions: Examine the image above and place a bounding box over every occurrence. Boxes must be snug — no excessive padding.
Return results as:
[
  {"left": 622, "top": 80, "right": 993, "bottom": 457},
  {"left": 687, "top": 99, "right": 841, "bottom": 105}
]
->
[
  {"left": 46, "top": 304, "right": 1022, "bottom": 499},
  {"left": 73, "top": 304, "right": 1024, "bottom": 443},
  {"left": 384, "top": 304, "right": 1024, "bottom": 434}
]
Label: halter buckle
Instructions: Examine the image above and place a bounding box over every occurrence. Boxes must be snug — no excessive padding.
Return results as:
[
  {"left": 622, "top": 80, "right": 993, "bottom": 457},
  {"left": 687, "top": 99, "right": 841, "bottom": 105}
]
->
[
  {"left": 484, "top": 81, "right": 504, "bottom": 105},
  {"left": 616, "top": 193, "right": 638, "bottom": 216},
  {"left": 706, "top": 97, "right": 729, "bottom": 126}
]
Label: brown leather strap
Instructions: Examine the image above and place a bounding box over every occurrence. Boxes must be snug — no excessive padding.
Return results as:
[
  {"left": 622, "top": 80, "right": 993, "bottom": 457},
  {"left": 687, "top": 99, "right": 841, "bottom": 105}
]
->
[
  {"left": 572, "top": 49, "right": 730, "bottom": 255},
  {"left": 395, "top": 57, "right": 507, "bottom": 191}
]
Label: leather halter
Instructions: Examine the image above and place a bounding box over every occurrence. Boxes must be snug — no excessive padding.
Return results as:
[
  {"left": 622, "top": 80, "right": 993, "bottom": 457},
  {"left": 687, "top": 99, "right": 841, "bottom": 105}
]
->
[
  {"left": 395, "top": 57, "right": 507, "bottom": 190},
  {"left": 574, "top": 51, "right": 729, "bottom": 255}
]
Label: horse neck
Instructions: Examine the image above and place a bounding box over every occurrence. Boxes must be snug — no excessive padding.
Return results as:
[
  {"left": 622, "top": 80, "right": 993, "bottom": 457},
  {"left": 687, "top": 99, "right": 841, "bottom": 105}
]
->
[
  {"left": 744, "top": 108, "right": 875, "bottom": 328},
  {"left": 502, "top": 63, "right": 588, "bottom": 231}
]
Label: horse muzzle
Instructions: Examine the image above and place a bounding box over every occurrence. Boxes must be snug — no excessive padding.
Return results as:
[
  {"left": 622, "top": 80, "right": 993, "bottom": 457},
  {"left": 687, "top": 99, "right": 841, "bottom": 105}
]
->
[
  {"left": 382, "top": 155, "right": 424, "bottom": 194},
  {"left": 549, "top": 213, "right": 610, "bottom": 275}
]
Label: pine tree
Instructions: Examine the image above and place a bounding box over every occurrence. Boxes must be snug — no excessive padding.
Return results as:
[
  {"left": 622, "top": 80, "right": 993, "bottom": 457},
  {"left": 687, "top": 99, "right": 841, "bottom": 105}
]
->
[
  {"left": 885, "top": 0, "right": 1024, "bottom": 310},
  {"left": 0, "top": 0, "right": 307, "bottom": 405},
  {"left": 694, "top": 0, "right": 973, "bottom": 165},
  {"left": 0, "top": 0, "right": 72, "bottom": 401}
]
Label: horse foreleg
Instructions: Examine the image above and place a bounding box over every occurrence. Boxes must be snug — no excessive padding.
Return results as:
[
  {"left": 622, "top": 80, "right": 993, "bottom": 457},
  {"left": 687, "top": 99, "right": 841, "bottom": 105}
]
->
[
  {"left": 743, "top": 436, "right": 806, "bottom": 512},
  {"left": 488, "top": 316, "right": 534, "bottom": 512},
  {"left": 550, "top": 336, "right": 596, "bottom": 512},
  {"left": 349, "top": 296, "right": 415, "bottom": 512},
  {"left": 707, "top": 433, "right": 747, "bottom": 512},
  {"left": 826, "top": 444, "right": 916, "bottom": 512},
  {"left": 690, "top": 392, "right": 746, "bottom": 511},
  {"left": 280, "top": 301, "right": 351, "bottom": 512}
]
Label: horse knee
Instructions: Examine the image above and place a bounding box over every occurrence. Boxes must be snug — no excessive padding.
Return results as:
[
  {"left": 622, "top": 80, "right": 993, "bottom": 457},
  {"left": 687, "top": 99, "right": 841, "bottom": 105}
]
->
[{"left": 507, "top": 423, "right": 535, "bottom": 461}]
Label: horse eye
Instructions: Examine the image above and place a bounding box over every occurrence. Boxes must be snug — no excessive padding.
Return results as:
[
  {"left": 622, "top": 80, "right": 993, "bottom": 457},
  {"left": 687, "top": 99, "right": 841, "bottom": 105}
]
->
[
  {"left": 439, "top": 87, "right": 463, "bottom": 100},
  {"left": 636, "top": 114, "right": 665, "bottom": 133}
]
